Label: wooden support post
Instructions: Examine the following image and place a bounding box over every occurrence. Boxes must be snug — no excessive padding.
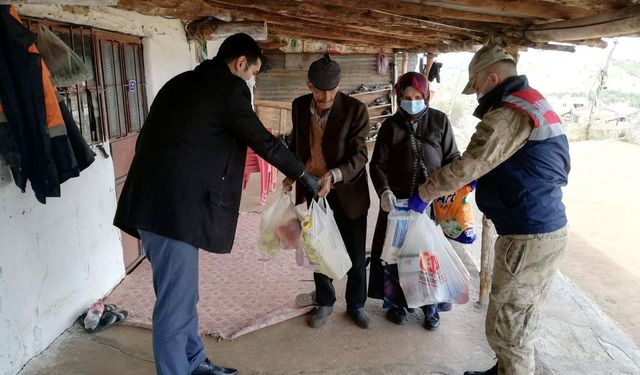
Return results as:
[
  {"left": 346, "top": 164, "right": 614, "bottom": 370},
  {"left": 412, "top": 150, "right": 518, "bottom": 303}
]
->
[
  {"left": 478, "top": 215, "right": 496, "bottom": 307},
  {"left": 422, "top": 53, "right": 437, "bottom": 77},
  {"left": 402, "top": 53, "right": 409, "bottom": 75}
]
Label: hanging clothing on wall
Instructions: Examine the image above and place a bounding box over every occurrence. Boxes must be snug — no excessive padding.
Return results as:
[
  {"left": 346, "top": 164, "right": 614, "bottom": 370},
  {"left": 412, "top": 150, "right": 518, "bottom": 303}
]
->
[{"left": 0, "top": 5, "right": 92, "bottom": 203}]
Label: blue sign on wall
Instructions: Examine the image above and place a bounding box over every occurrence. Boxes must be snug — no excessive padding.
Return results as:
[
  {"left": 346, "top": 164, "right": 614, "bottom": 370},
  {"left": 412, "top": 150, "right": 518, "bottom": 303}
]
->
[{"left": 128, "top": 80, "right": 137, "bottom": 92}]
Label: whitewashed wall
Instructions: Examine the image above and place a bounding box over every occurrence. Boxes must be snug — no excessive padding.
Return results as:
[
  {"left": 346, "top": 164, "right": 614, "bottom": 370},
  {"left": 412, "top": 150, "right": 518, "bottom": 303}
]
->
[{"left": 1, "top": 5, "right": 197, "bottom": 375}]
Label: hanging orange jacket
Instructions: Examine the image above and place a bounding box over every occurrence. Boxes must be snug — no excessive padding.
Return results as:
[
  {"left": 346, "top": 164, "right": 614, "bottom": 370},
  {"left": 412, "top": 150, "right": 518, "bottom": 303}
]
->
[
  {"left": 0, "top": 5, "right": 82, "bottom": 203},
  {"left": 9, "top": 5, "right": 65, "bottom": 136}
]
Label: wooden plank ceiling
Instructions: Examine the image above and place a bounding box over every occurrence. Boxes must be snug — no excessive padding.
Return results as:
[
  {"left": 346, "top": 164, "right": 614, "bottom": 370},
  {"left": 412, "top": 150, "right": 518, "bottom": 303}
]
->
[{"left": 117, "top": 0, "right": 640, "bottom": 53}]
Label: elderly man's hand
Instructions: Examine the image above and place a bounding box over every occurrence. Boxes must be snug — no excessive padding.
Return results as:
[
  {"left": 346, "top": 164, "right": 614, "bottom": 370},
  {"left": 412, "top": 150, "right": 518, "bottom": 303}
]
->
[
  {"left": 318, "top": 173, "right": 333, "bottom": 198},
  {"left": 282, "top": 177, "right": 294, "bottom": 191}
]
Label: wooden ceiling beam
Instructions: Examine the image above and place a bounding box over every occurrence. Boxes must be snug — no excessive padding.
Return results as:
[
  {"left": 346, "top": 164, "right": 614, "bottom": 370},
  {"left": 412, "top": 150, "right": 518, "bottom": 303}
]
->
[
  {"left": 118, "top": 0, "right": 232, "bottom": 20},
  {"left": 268, "top": 23, "right": 443, "bottom": 49},
  {"left": 525, "top": 4, "right": 640, "bottom": 31},
  {"left": 331, "top": 0, "right": 529, "bottom": 25},
  {"left": 541, "top": 0, "right": 623, "bottom": 12},
  {"left": 524, "top": 5, "right": 640, "bottom": 42},
  {"left": 203, "top": 0, "right": 464, "bottom": 46},
  {"left": 408, "top": 0, "right": 595, "bottom": 20},
  {"left": 205, "top": 0, "right": 476, "bottom": 39}
]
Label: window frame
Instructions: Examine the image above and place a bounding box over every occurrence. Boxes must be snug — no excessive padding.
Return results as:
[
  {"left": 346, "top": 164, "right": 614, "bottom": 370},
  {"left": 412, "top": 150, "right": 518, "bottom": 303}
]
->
[{"left": 23, "top": 18, "right": 148, "bottom": 145}]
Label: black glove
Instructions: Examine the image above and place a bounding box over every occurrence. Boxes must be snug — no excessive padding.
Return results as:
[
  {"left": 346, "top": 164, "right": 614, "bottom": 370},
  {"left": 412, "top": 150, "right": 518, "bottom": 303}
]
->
[{"left": 297, "top": 170, "right": 319, "bottom": 197}]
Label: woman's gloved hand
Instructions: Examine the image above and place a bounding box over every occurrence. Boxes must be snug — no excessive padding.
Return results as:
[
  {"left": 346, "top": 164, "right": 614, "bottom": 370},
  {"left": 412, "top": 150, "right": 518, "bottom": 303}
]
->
[{"left": 380, "top": 190, "right": 397, "bottom": 212}]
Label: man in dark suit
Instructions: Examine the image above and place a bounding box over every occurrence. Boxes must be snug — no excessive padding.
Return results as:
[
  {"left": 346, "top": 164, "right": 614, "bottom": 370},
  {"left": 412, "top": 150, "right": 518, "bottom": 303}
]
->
[
  {"left": 284, "top": 54, "right": 371, "bottom": 329},
  {"left": 114, "top": 33, "right": 319, "bottom": 375}
]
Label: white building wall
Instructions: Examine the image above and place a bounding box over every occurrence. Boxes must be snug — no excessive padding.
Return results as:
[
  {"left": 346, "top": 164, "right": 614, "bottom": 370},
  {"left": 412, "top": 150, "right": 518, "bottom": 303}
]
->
[{"left": 1, "top": 5, "right": 197, "bottom": 375}]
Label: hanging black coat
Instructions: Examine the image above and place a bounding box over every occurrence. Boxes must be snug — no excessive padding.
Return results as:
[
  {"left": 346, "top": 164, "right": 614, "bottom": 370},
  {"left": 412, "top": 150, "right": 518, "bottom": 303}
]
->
[
  {"left": 0, "top": 5, "right": 89, "bottom": 203},
  {"left": 368, "top": 109, "right": 460, "bottom": 300},
  {"left": 114, "top": 58, "right": 305, "bottom": 253},
  {"left": 0, "top": 5, "right": 59, "bottom": 202}
]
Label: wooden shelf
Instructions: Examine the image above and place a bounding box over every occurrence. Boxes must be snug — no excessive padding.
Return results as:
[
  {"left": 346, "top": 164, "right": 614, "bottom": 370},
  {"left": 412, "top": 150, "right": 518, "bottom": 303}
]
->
[
  {"left": 370, "top": 113, "right": 393, "bottom": 120},
  {"left": 367, "top": 103, "right": 392, "bottom": 110},
  {"left": 349, "top": 87, "right": 392, "bottom": 97}
]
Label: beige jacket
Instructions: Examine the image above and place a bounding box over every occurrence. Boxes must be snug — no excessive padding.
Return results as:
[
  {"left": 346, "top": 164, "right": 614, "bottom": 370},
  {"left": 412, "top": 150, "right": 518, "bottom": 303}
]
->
[{"left": 418, "top": 106, "right": 533, "bottom": 202}]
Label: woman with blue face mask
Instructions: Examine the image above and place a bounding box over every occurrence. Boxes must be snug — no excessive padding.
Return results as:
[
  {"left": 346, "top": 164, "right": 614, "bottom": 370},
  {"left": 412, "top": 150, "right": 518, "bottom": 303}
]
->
[{"left": 368, "top": 71, "right": 461, "bottom": 330}]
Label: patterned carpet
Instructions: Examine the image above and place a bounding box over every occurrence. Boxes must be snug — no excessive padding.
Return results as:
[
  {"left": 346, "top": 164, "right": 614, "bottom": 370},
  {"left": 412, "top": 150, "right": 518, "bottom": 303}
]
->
[{"left": 105, "top": 212, "right": 315, "bottom": 340}]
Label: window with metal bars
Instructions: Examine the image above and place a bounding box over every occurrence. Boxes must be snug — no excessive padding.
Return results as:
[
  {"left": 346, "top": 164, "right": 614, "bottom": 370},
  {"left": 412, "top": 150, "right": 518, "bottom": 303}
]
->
[{"left": 24, "top": 19, "right": 147, "bottom": 145}]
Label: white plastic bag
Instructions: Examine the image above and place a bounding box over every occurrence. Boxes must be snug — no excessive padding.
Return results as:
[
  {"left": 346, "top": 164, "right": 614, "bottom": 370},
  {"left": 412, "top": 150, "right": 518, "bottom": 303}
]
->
[
  {"left": 258, "top": 191, "right": 302, "bottom": 256},
  {"left": 397, "top": 212, "right": 471, "bottom": 308},
  {"left": 381, "top": 199, "right": 411, "bottom": 264},
  {"left": 36, "top": 24, "right": 92, "bottom": 87},
  {"left": 295, "top": 247, "right": 312, "bottom": 269},
  {"left": 301, "top": 198, "right": 352, "bottom": 280}
]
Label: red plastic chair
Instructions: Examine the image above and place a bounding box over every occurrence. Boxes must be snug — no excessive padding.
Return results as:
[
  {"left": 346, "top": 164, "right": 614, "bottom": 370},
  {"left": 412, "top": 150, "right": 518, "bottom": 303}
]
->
[{"left": 243, "top": 148, "right": 275, "bottom": 205}]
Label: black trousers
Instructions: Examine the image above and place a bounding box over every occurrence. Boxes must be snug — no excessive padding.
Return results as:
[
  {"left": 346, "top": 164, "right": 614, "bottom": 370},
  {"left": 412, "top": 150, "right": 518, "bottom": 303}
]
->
[{"left": 311, "top": 191, "right": 368, "bottom": 310}]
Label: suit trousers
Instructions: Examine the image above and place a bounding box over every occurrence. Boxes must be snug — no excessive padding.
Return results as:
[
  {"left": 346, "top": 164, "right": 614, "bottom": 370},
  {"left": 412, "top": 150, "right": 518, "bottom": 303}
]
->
[
  {"left": 313, "top": 191, "right": 368, "bottom": 310},
  {"left": 139, "top": 230, "right": 207, "bottom": 375}
]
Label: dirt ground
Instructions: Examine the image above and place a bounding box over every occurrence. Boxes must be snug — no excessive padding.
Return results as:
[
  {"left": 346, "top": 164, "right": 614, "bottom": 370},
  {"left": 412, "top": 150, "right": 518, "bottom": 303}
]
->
[{"left": 560, "top": 139, "right": 640, "bottom": 345}]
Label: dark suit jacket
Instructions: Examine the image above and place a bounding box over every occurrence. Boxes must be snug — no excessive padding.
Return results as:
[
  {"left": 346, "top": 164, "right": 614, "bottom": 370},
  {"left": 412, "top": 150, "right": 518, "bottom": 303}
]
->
[
  {"left": 289, "top": 92, "right": 370, "bottom": 219},
  {"left": 114, "top": 58, "right": 304, "bottom": 253}
]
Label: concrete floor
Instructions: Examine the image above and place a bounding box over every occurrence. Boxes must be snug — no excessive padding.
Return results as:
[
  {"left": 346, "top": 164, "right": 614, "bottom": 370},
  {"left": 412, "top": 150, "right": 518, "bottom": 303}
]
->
[
  {"left": 17, "top": 238, "right": 640, "bottom": 375},
  {"left": 17, "top": 145, "right": 640, "bottom": 375}
]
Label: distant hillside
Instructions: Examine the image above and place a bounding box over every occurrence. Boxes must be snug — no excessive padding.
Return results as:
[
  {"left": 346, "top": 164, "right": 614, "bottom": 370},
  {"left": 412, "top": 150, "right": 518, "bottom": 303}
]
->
[{"left": 427, "top": 37, "right": 640, "bottom": 146}]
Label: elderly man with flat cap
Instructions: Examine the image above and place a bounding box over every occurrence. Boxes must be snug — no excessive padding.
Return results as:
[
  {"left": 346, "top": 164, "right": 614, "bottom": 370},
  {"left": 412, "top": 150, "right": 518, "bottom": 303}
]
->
[
  {"left": 408, "top": 45, "right": 570, "bottom": 375},
  {"left": 284, "top": 54, "right": 371, "bottom": 329}
]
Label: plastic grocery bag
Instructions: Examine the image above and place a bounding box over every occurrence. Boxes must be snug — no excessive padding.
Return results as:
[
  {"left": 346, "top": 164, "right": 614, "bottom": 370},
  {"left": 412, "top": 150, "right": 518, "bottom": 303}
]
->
[
  {"left": 36, "top": 24, "right": 92, "bottom": 87},
  {"left": 295, "top": 247, "right": 312, "bottom": 269},
  {"left": 433, "top": 182, "right": 477, "bottom": 244},
  {"left": 397, "top": 212, "right": 471, "bottom": 308},
  {"left": 301, "top": 198, "right": 352, "bottom": 280},
  {"left": 381, "top": 199, "right": 411, "bottom": 264},
  {"left": 258, "top": 191, "right": 302, "bottom": 256}
]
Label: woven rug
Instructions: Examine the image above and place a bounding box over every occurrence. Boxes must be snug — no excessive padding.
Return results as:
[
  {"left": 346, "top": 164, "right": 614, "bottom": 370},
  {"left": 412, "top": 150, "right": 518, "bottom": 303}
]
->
[{"left": 105, "top": 212, "right": 315, "bottom": 340}]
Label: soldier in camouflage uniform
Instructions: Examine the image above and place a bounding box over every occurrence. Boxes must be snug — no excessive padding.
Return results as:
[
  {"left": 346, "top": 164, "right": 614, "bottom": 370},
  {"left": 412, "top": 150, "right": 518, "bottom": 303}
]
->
[{"left": 409, "top": 45, "right": 570, "bottom": 374}]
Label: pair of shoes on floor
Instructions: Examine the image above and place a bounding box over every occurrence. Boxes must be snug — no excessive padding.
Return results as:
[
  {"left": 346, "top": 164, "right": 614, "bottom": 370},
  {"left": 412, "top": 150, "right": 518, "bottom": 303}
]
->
[
  {"left": 308, "top": 305, "right": 333, "bottom": 328},
  {"left": 386, "top": 307, "right": 408, "bottom": 325},
  {"left": 464, "top": 363, "right": 497, "bottom": 375},
  {"left": 192, "top": 358, "right": 238, "bottom": 375},
  {"left": 80, "top": 304, "right": 128, "bottom": 334},
  {"left": 347, "top": 307, "right": 371, "bottom": 329}
]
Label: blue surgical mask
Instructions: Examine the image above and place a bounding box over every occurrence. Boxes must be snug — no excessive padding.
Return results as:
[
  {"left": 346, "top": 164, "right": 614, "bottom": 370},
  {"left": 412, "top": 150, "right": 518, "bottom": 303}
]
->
[{"left": 400, "top": 99, "right": 427, "bottom": 115}]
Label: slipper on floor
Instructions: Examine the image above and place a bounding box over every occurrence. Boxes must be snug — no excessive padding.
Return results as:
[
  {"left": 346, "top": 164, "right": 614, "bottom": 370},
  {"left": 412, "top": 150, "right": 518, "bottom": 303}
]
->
[
  {"left": 78, "top": 303, "right": 120, "bottom": 324},
  {"left": 295, "top": 291, "right": 316, "bottom": 307},
  {"left": 85, "top": 308, "right": 128, "bottom": 334}
]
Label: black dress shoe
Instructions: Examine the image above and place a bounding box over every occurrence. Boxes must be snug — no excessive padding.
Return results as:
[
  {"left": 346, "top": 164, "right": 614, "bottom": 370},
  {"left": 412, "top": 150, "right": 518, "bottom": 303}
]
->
[
  {"left": 464, "top": 363, "right": 498, "bottom": 375},
  {"left": 308, "top": 305, "right": 333, "bottom": 328},
  {"left": 424, "top": 315, "right": 440, "bottom": 330},
  {"left": 192, "top": 358, "right": 238, "bottom": 375},
  {"left": 347, "top": 308, "right": 371, "bottom": 329},
  {"left": 386, "top": 307, "right": 408, "bottom": 325}
]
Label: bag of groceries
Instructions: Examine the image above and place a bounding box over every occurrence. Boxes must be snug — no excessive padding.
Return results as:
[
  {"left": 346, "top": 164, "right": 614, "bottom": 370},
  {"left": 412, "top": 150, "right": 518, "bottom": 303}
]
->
[
  {"left": 380, "top": 199, "right": 411, "bottom": 264},
  {"left": 258, "top": 191, "right": 302, "bottom": 256},
  {"left": 301, "top": 198, "right": 352, "bottom": 280},
  {"left": 397, "top": 212, "right": 471, "bottom": 308},
  {"left": 433, "top": 182, "right": 477, "bottom": 244}
]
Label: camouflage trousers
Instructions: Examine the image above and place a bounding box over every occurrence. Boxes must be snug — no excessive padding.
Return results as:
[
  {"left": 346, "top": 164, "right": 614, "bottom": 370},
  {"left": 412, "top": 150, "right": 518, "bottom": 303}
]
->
[{"left": 486, "top": 226, "right": 568, "bottom": 375}]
